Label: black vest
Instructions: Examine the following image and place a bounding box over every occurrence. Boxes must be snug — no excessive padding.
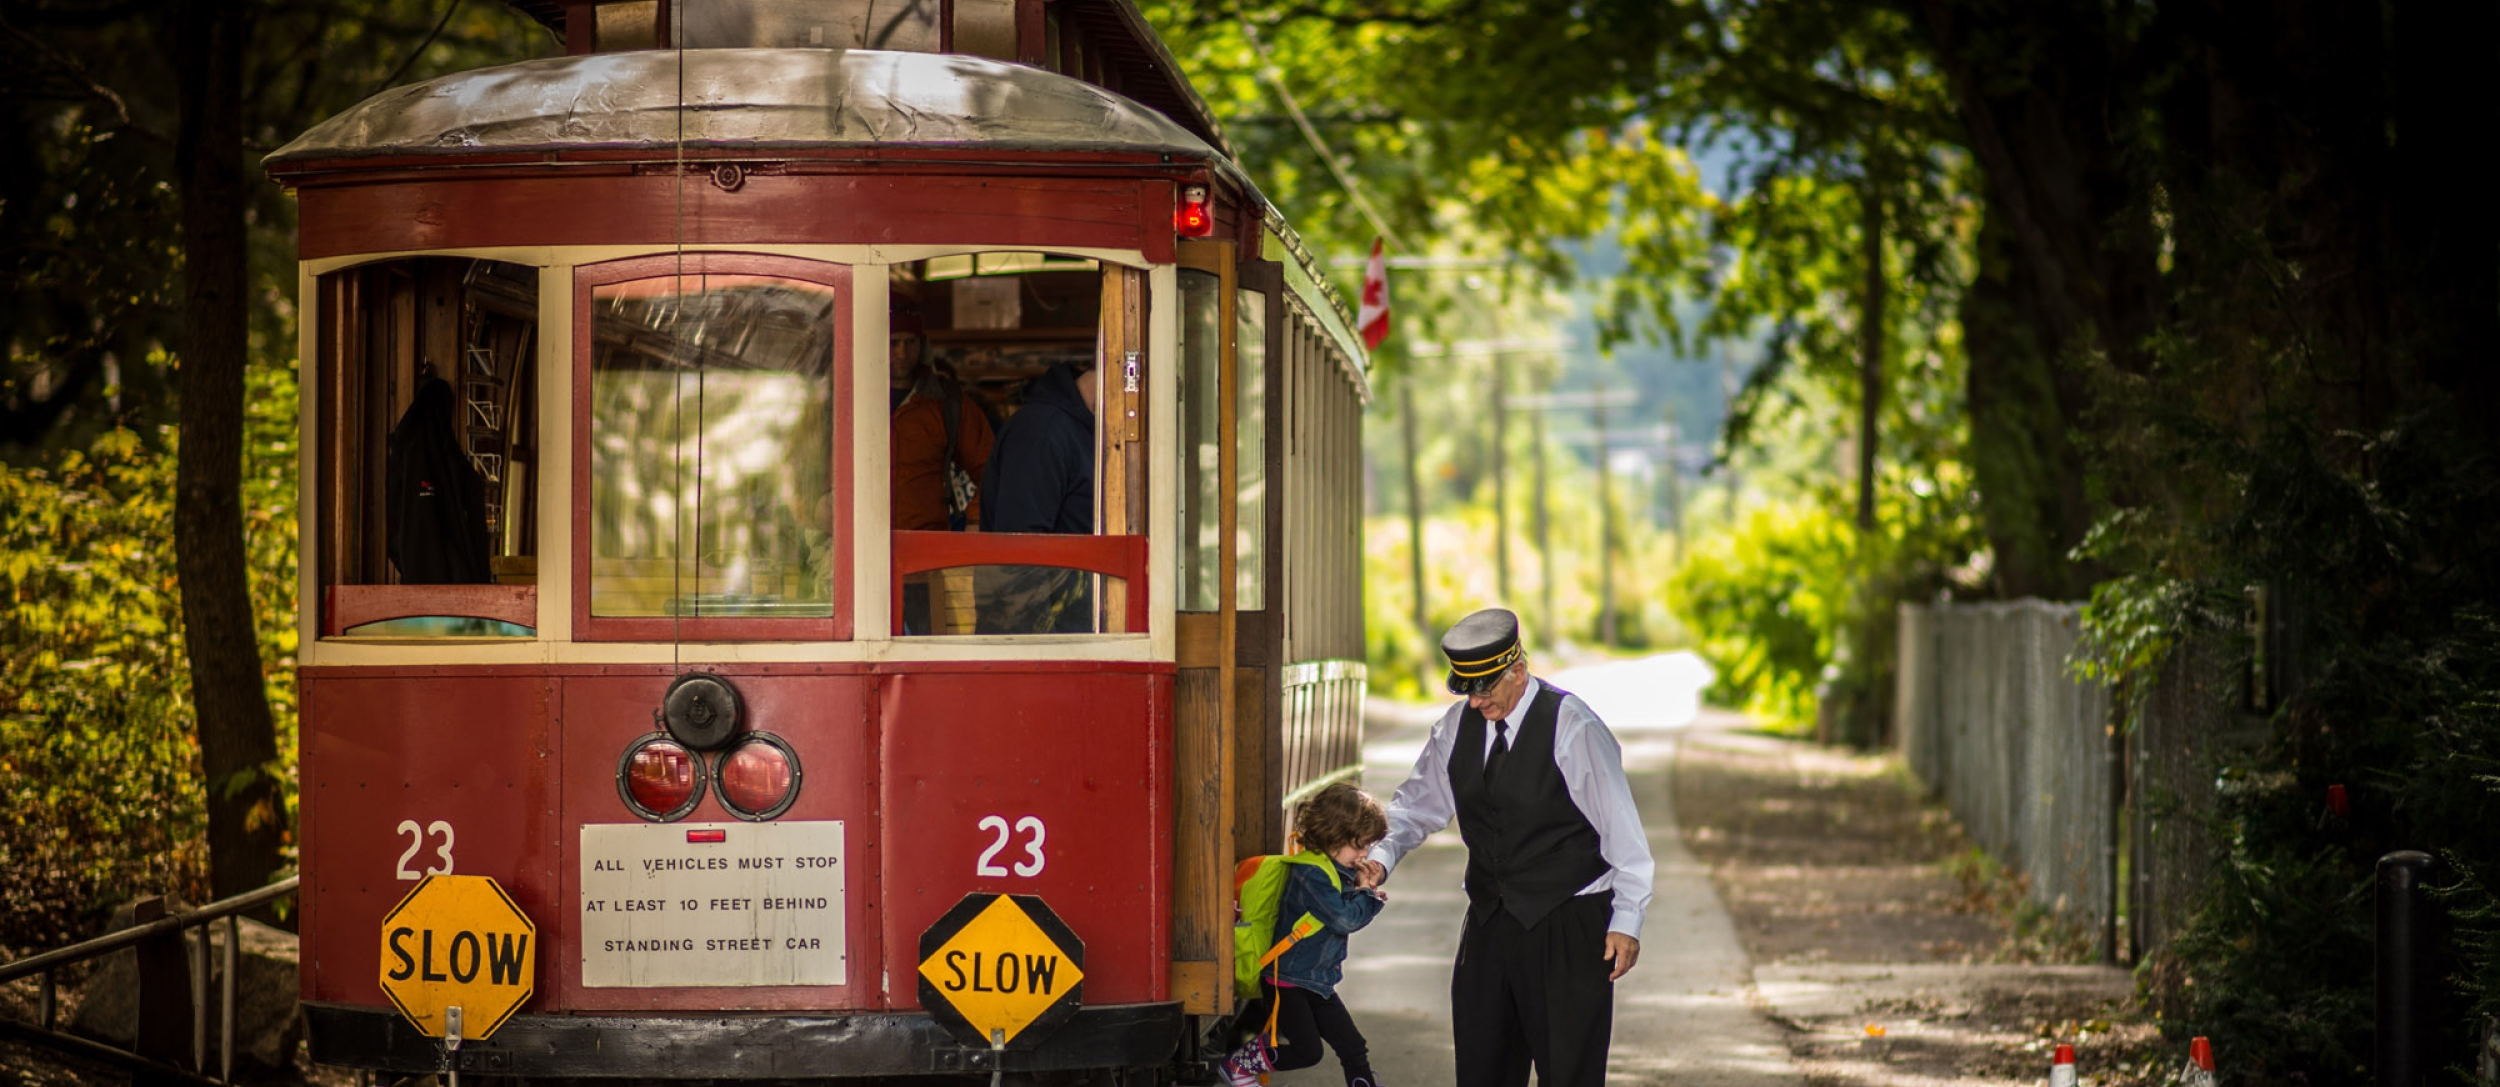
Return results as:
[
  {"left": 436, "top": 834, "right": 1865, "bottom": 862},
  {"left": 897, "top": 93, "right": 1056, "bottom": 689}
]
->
[{"left": 1450, "top": 683, "right": 1610, "bottom": 928}]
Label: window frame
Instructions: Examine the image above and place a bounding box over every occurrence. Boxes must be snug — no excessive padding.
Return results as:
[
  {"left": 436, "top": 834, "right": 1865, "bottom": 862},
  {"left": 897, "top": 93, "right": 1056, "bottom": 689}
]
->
[{"left": 570, "top": 252, "right": 856, "bottom": 643}]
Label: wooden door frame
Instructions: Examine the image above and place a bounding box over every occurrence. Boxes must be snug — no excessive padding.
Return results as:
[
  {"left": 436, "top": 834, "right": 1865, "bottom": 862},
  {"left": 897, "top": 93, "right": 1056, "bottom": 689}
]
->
[
  {"left": 1171, "top": 240, "right": 1239, "bottom": 1014},
  {"left": 1235, "top": 257, "right": 1287, "bottom": 856}
]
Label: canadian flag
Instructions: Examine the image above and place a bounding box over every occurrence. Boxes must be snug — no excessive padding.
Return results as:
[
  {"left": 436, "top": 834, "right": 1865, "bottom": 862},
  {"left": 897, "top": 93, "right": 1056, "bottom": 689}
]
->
[{"left": 1356, "top": 237, "right": 1391, "bottom": 350}]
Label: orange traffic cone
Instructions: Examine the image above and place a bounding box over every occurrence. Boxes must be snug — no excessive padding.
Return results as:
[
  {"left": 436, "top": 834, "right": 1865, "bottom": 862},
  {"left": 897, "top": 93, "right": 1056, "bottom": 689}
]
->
[
  {"left": 2049, "top": 1044, "right": 2078, "bottom": 1087},
  {"left": 2179, "top": 1036, "right": 2216, "bottom": 1087}
]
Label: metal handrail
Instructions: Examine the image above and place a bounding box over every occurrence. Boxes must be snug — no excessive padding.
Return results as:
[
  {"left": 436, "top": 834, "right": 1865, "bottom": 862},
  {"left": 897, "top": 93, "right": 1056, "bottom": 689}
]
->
[{"left": 0, "top": 875, "right": 299, "bottom": 1085}]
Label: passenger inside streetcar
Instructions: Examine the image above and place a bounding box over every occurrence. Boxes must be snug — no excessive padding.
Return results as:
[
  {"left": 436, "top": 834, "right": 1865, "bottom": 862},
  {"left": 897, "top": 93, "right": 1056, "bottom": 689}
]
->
[
  {"left": 891, "top": 298, "right": 995, "bottom": 635},
  {"left": 892, "top": 253, "right": 1121, "bottom": 636}
]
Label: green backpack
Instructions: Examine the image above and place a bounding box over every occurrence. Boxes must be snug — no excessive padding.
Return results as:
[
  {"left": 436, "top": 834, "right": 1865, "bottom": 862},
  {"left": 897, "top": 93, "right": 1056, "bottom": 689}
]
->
[{"left": 1232, "top": 850, "right": 1341, "bottom": 999}]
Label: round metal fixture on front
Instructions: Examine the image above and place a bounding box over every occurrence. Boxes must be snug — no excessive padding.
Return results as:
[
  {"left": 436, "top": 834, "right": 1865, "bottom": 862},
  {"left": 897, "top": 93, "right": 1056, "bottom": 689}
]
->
[
  {"left": 662, "top": 672, "right": 744, "bottom": 751},
  {"left": 617, "top": 735, "right": 707, "bottom": 822},
  {"left": 715, "top": 732, "right": 802, "bottom": 822}
]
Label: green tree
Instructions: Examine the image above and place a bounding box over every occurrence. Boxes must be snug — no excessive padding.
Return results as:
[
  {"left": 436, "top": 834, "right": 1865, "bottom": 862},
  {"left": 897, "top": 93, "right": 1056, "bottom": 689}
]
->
[
  {"left": 3, "top": 0, "right": 547, "bottom": 908},
  {"left": 1158, "top": 0, "right": 2500, "bottom": 1069}
]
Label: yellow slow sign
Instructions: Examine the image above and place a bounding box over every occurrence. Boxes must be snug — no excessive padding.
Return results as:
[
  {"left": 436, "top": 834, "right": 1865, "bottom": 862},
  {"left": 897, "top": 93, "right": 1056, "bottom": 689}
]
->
[
  {"left": 378, "top": 874, "right": 536, "bottom": 1040},
  {"left": 916, "top": 894, "right": 1085, "bottom": 1048}
]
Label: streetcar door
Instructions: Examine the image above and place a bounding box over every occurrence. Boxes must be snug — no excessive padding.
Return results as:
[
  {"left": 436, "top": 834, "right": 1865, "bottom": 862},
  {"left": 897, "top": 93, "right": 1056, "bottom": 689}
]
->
[{"left": 1170, "top": 239, "right": 1259, "bottom": 1014}]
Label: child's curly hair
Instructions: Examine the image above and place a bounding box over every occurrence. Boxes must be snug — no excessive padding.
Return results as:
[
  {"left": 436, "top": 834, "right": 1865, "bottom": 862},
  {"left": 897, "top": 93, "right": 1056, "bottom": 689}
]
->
[{"left": 1292, "top": 781, "right": 1388, "bottom": 857}]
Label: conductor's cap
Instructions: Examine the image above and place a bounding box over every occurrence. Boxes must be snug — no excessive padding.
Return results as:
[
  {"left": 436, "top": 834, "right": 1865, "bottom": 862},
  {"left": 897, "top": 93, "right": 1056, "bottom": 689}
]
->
[{"left": 1441, "top": 608, "right": 1523, "bottom": 695}]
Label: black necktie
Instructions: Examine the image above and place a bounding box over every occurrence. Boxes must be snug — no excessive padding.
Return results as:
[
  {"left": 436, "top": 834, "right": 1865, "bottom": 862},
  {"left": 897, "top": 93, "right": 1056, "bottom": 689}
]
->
[{"left": 1483, "top": 719, "right": 1511, "bottom": 781}]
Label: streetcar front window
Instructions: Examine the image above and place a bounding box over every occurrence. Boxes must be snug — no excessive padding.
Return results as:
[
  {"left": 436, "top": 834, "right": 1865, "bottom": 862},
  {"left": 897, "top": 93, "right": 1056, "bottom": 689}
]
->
[
  {"left": 889, "top": 252, "right": 1150, "bottom": 636},
  {"left": 586, "top": 271, "right": 840, "bottom": 624}
]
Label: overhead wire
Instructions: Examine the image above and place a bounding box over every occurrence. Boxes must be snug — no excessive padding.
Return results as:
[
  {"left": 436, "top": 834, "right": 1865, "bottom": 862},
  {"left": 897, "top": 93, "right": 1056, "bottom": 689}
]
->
[{"left": 671, "top": 2, "right": 687, "bottom": 671}]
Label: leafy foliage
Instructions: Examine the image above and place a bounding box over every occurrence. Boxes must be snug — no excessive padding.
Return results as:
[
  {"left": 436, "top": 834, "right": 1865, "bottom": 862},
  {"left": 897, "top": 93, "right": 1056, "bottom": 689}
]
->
[
  {"left": 3, "top": 0, "right": 540, "bottom": 931},
  {"left": 1, "top": 427, "right": 202, "bottom": 944},
  {"left": 1665, "top": 500, "right": 1849, "bottom": 729},
  {"left": 1170, "top": 1, "right": 2500, "bottom": 1076},
  {"left": 0, "top": 356, "right": 297, "bottom": 947}
]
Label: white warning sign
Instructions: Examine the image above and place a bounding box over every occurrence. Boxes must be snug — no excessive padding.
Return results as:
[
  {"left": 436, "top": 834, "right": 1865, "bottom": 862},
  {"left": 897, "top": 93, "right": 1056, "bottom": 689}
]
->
[{"left": 579, "top": 820, "right": 846, "bottom": 988}]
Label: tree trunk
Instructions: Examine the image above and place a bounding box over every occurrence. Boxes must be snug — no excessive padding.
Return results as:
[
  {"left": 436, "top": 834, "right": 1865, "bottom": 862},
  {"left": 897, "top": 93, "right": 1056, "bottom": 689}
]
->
[
  {"left": 1918, "top": 0, "right": 2157, "bottom": 597},
  {"left": 1856, "top": 178, "right": 1883, "bottom": 534},
  {"left": 1963, "top": 206, "right": 2093, "bottom": 601},
  {"left": 176, "top": 0, "right": 286, "bottom": 902}
]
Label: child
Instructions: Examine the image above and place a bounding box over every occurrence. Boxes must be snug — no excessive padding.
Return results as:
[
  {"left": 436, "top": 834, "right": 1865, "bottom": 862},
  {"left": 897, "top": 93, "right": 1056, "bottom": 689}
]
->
[{"left": 1222, "top": 781, "right": 1390, "bottom": 1087}]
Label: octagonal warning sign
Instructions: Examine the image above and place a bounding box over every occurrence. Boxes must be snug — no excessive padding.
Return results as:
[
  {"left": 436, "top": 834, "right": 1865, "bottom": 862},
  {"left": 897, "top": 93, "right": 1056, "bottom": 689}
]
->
[
  {"left": 378, "top": 874, "right": 536, "bottom": 1040},
  {"left": 917, "top": 894, "right": 1085, "bottom": 1050}
]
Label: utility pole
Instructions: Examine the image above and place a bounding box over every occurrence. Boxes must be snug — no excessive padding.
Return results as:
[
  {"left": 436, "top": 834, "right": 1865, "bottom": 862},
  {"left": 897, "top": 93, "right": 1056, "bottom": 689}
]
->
[
  {"left": 1491, "top": 367, "right": 1510, "bottom": 602},
  {"left": 1406, "top": 338, "right": 1568, "bottom": 635},
  {"left": 1401, "top": 372, "right": 1429, "bottom": 679},
  {"left": 1517, "top": 384, "right": 1638, "bottom": 651},
  {"left": 1662, "top": 402, "right": 1686, "bottom": 565},
  {"left": 1532, "top": 403, "right": 1554, "bottom": 649},
  {"left": 1594, "top": 376, "right": 1617, "bottom": 648}
]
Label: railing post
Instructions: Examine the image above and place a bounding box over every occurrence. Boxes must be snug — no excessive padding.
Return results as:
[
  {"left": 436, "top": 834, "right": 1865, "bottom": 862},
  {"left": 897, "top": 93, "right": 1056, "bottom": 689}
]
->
[
  {"left": 191, "top": 921, "right": 209, "bottom": 1073},
  {"left": 2377, "top": 850, "right": 2436, "bottom": 1087},
  {"left": 222, "top": 914, "right": 240, "bottom": 1084},
  {"left": 131, "top": 896, "right": 195, "bottom": 1083}
]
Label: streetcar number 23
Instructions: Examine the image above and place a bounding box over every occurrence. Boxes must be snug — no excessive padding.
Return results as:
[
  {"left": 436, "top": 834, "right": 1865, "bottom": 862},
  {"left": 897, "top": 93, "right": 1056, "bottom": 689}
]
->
[
  {"left": 394, "top": 820, "right": 455, "bottom": 880},
  {"left": 975, "top": 815, "right": 1046, "bottom": 878}
]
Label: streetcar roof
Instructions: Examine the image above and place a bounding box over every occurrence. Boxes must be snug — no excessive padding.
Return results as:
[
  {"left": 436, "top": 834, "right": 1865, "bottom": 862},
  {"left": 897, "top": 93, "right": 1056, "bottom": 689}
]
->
[
  {"left": 265, "top": 48, "right": 1245, "bottom": 184},
  {"left": 265, "top": 47, "right": 1369, "bottom": 380}
]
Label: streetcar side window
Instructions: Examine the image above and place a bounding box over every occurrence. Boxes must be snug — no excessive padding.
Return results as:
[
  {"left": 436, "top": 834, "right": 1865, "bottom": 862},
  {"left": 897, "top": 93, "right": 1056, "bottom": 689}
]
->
[
  {"left": 580, "top": 264, "right": 846, "bottom": 635},
  {"left": 1175, "top": 269, "right": 1220, "bottom": 611},
  {"left": 312, "top": 258, "right": 541, "bottom": 638}
]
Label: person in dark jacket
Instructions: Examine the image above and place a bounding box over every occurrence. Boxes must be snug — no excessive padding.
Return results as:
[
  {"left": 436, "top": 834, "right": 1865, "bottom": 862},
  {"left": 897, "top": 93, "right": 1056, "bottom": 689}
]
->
[
  {"left": 1221, "top": 782, "right": 1390, "bottom": 1087},
  {"left": 972, "top": 362, "right": 1098, "bottom": 633},
  {"left": 979, "top": 362, "right": 1096, "bottom": 534},
  {"left": 387, "top": 376, "right": 493, "bottom": 584}
]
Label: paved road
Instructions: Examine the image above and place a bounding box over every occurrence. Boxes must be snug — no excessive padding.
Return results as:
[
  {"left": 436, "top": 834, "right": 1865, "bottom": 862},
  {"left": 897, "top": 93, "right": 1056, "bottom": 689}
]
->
[{"left": 1270, "top": 654, "right": 1801, "bottom": 1087}]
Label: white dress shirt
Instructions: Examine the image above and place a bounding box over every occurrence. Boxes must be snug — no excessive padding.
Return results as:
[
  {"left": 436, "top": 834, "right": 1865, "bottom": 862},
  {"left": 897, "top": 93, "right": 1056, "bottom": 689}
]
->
[{"left": 1368, "top": 677, "right": 1656, "bottom": 939}]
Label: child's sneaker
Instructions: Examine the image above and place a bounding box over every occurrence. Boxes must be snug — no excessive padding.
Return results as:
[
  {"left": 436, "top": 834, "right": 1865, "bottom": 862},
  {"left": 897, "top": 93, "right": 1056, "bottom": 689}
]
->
[
  {"left": 1218, "top": 1038, "right": 1276, "bottom": 1087},
  {"left": 1346, "top": 1075, "right": 1382, "bottom": 1087}
]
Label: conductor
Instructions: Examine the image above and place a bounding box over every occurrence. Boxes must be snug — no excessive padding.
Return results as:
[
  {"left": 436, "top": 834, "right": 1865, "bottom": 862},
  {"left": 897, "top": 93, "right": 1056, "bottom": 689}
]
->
[{"left": 1362, "top": 608, "right": 1655, "bottom": 1087}]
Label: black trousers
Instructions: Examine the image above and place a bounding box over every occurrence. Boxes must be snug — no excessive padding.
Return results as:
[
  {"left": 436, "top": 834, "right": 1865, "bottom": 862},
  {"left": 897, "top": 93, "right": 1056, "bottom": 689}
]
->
[
  {"left": 1451, "top": 893, "right": 1614, "bottom": 1087},
  {"left": 1242, "top": 985, "right": 1374, "bottom": 1083}
]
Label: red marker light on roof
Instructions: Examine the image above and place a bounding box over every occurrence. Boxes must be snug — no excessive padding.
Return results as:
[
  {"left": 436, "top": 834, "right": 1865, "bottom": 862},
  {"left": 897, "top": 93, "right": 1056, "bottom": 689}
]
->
[{"left": 1175, "top": 184, "right": 1213, "bottom": 237}]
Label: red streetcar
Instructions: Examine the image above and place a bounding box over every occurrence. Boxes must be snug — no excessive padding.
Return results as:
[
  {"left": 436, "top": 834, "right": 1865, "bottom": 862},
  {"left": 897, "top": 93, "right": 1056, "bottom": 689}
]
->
[{"left": 268, "top": 1, "right": 1370, "bottom": 1079}]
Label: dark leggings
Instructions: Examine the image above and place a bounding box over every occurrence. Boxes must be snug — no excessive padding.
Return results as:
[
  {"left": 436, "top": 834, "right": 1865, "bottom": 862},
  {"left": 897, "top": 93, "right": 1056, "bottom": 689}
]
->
[{"left": 1244, "top": 985, "right": 1373, "bottom": 1082}]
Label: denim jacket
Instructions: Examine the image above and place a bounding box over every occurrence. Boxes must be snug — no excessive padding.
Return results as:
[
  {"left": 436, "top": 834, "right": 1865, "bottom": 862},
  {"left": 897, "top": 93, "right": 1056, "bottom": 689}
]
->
[{"left": 1266, "top": 854, "right": 1386, "bottom": 998}]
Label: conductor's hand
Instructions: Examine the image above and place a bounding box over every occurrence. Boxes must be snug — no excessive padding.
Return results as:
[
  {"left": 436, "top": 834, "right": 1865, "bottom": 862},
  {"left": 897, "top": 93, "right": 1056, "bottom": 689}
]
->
[
  {"left": 1603, "top": 932, "right": 1640, "bottom": 981},
  {"left": 1355, "top": 859, "right": 1387, "bottom": 889}
]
